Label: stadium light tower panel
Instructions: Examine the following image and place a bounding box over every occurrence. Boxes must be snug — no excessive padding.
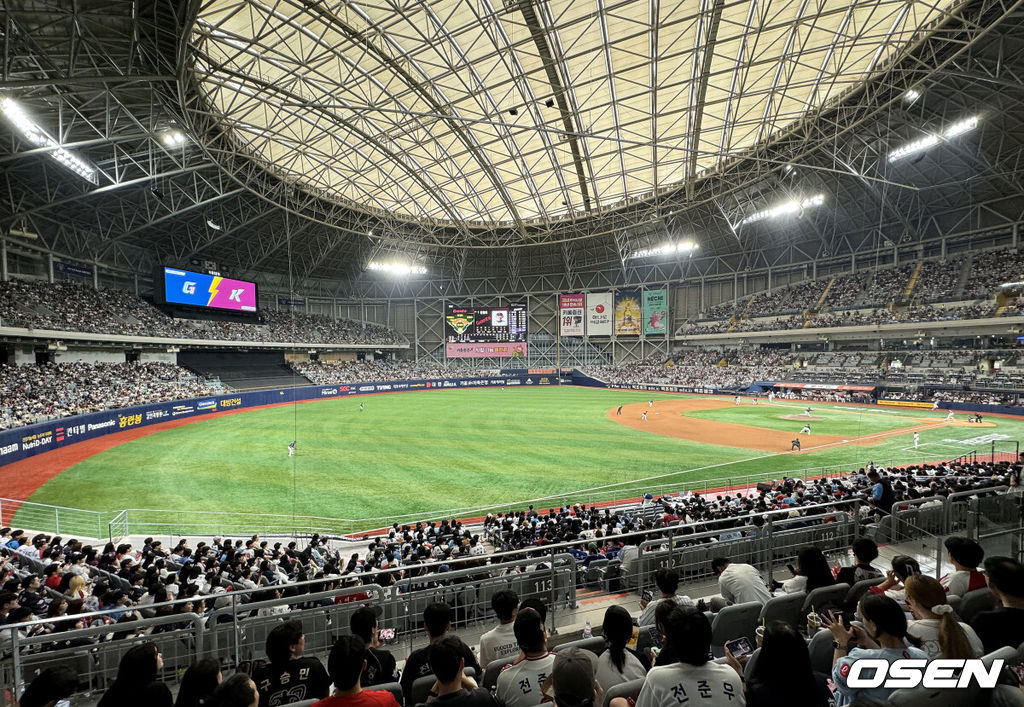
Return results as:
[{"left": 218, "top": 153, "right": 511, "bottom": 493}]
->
[
  {"left": 888, "top": 115, "right": 978, "bottom": 162},
  {"left": 0, "top": 98, "right": 99, "bottom": 184},
  {"left": 739, "top": 194, "right": 825, "bottom": 226}
]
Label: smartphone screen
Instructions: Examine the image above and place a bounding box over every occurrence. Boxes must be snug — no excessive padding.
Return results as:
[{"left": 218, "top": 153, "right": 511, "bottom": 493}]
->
[
  {"left": 647, "top": 626, "right": 663, "bottom": 649},
  {"left": 724, "top": 637, "right": 753, "bottom": 659},
  {"left": 641, "top": 590, "right": 653, "bottom": 603},
  {"left": 378, "top": 627, "right": 395, "bottom": 642}
]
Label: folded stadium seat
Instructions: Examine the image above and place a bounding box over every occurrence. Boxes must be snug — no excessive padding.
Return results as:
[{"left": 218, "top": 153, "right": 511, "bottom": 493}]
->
[
  {"left": 600, "top": 677, "right": 644, "bottom": 707},
  {"left": 864, "top": 515, "right": 893, "bottom": 543},
  {"left": 584, "top": 558, "right": 608, "bottom": 587},
  {"left": 957, "top": 587, "right": 997, "bottom": 624},
  {"left": 553, "top": 636, "right": 605, "bottom": 655},
  {"left": 601, "top": 559, "right": 622, "bottom": 592},
  {"left": 634, "top": 624, "right": 658, "bottom": 659},
  {"left": 710, "top": 601, "right": 762, "bottom": 658},
  {"left": 801, "top": 584, "right": 850, "bottom": 618},
  {"left": 482, "top": 656, "right": 516, "bottom": 691},
  {"left": 757, "top": 592, "right": 807, "bottom": 631},
  {"left": 806, "top": 628, "right": 834, "bottom": 675},
  {"left": 844, "top": 576, "right": 886, "bottom": 610}
]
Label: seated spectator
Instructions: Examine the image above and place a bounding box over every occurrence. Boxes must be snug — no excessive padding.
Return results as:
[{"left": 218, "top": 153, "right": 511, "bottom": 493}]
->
[
  {"left": 835, "top": 538, "right": 883, "bottom": 587},
  {"left": 637, "top": 568, "right": 692, "bottom": 626},
  {"left": 904, "top": 575, "right": 984, "bottom": 658},
  {"left": 314, "top": 635, "right": 400, "bottom": 707},
  {"left": 96, "top": 642, "right": 173, "bottom": 707},
  {"left": 710, "top": 557, "right": 771, "bottom": 611},
  {"left": 940, "top": 536, "right": 986, "bottom": 596},
  {"left": 495, "top": 608, "right": 555, "bottom": 707},
  {"left": 478, "top": 589, "right": 519, "bottom": 667},
  {"left": 551, "top": 646, "right": 601, "bottom": 707},
  {"left": 971, "top": 556, "right": 1024, "bottom": 653},
  {"left": 400, "top": 603, "right": 480, "bottom": 704},
  {"left": 252, "top": 620, "right": 331, "bottom": 706},
  {"left": 18, "top": 665, "right": 77, "bottom": 707},
  {"left": 869, "top": 555, "right": 921, "bottom": 602},
  {"left": 725, "top": 621, "right": 828, "bottom": 707},
  {"left": 350, "top": 607, "right": 400, "bottom": 687},
  {"left": 779, "top": 547, "right": 834, "bottom": 595},
  {"left": 824, "top": 595, "right": 928, "bottom": 706},
  {"left": 176, "top": 658, "right": 223, "bottom": 707},
  {"left": 596, "top": 606, "right": 647, "bottom": 689},
  {"left": 426, "top": 635, "right": 495, "bottom": 706},
  {"left": 635, "top": 606, "right": 743, "bottom": 707},
  {"left": 213, "top": 674, "right": 259, "bottom": 707}
]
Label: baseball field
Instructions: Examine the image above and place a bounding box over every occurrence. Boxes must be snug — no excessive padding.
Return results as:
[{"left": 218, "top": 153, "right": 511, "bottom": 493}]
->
[{"left": 10, "top": 386, "right": 1021, "bottom": 535}]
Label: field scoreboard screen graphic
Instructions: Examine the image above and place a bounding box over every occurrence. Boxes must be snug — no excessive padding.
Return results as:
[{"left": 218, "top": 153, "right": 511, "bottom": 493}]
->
[
  {"left": 444, "top": 303, "right": 528, "bottom": 359},
  {"left": 158, "top": 267, "right": 258, "bottom": 312}
]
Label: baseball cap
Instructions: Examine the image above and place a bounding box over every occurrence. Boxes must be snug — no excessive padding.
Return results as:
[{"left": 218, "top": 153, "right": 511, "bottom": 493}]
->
[{"left": 552, "top": 647, "right": 597, "bottom": 707}]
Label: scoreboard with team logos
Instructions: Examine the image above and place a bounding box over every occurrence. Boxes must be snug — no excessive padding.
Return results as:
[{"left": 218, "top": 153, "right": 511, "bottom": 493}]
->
[{"left": 444, "top": 303, "right": 528, "bottom": 358}]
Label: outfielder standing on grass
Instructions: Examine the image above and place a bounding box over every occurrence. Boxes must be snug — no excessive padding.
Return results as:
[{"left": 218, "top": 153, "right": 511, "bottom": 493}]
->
[
  {"left": 288, "top": 441, "right": 296, "bottom": 457},
  {"left": 914, "top": 432, "right": 920, "bottom": 450}
]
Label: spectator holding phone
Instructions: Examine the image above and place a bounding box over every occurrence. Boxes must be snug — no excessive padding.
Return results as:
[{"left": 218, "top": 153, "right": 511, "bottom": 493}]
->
[
  {"left": 823, "top": 595, "right": 928, "bottom": 706},
  {"left": 868, "top": 555, "right": 920, "bottom": 603},
  {"left": 778, "top": 547, "right": 834, "bottom": 595},
  {"left": 637, "top": 568, "right": 692, "bottom": 626},
  {"left": 350, "top": 607, "right": 400, "bottom": 687},
  {"left": 725, "top": 621, "right": 828, "bottom": 707}
]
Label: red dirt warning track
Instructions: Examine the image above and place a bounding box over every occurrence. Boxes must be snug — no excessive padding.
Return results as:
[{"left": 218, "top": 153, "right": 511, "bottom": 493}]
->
[{"left": 608, "top": 398, "right": 940, "bottom": 452}]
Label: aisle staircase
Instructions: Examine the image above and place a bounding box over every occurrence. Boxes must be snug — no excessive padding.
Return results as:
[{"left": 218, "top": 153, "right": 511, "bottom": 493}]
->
[
  {"left": 903, "top": 262, "right": 923, "bottom": 300},
  {"left": 815, "top": 278, "right": 835, "bottom": 310}
]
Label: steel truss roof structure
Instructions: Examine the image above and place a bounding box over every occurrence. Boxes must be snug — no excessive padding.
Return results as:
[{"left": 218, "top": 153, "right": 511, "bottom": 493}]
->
[{"left": 0, "top": 0, "right": 1023, "bottom": 299}]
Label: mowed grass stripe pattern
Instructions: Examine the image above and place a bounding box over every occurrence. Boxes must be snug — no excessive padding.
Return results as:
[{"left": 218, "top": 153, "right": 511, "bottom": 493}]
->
[{"left": 24, "top": 387, "right": 1024, "bottom": 522}]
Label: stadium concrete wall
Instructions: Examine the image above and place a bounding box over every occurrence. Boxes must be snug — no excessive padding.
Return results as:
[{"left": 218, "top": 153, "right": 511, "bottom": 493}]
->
[{"left": 0, "top": 373, "right": 570, "bottom": 467}]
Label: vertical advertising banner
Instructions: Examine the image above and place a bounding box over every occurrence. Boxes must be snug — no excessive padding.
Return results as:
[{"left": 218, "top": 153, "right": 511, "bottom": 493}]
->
[
  {"left": 586, "top": 293, "right": 613, "bottom": 336},
  {"left": 644, "top": 289, "right": 668, "bottom": 335},
  {"left": 614, "top": 289, "right": 643, "bottom": 335},
  {"left": 559, "top": 294, "right": 586, "bottom": 336}
]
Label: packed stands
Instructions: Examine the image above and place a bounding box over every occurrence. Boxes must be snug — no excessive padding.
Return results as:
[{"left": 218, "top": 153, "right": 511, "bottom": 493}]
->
[
  {"left": 583, "top": 349, "right": 792, "bottom": 390},
  {"left": 292, "top": 360, "right": 456, "bottom": 384},
  {"left": 0, "top": 279, "right": 404, "bottom": 345},
  {"left": 0, "top": 362, "right": 219, "bottom": 430}
]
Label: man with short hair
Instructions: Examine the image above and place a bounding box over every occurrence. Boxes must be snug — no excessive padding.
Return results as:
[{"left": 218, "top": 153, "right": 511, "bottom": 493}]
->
[
  {"left": 971, "top": 556, "right": 1024, "bottom": 653},
  {"left": 709, "top": 558, "right": 771, "bottom": 612},
  {"left": 400, "top": 603, "right": 480, "bottom": 704},
  {"left": 495, "top": 608, "right": 555, "bottom": 707},
  {"left": 478, "top": 590, "right": 519, "bottom": 666},
  {"left": 313, "top": 635, "right": 399, "bottom": 707},
  {"left": 253, "top": 620, "right": 331, "bottom": 707},
  {"left": 635, "top": 606, "right": 742, "bottom": 707},
  {"left": 427, "top": 635, "right": 496, "bottom": 707},
  {"left": 836, "top": 538, "right": 883, "bottom": 588},
  {"left": 638, "top": 568, "right": 692, "bottom": 626},
  {"left": 350, "top": 607, "right": 400, "bottom": 687},
  {"left": 866, "top": 469, "right": 895, "bottom": 516},
  {"left": 940, "top": 536, "right": 986, "bottom": 596}
]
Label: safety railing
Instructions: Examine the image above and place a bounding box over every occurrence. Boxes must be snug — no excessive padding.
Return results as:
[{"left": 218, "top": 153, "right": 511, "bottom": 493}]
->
[{"left": 0, "top": 498, "right": 105, "bottom": 539}]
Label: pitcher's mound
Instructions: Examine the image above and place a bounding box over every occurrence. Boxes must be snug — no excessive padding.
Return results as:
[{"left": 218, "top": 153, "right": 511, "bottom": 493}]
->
[{"left": 781, "top": 415, "right": 824, "bottom": 421}]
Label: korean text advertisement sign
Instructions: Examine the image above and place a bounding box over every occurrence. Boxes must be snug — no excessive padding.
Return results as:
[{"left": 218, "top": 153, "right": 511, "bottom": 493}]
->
[
  {"left": 586, "top": 293, "right": 613, "bottom": 336},
  {"left": 559, "top": 294, "right": 585, "bottom": 336},
  {"left": 643, "top": 289, "right": 668, "bottom": 335}
]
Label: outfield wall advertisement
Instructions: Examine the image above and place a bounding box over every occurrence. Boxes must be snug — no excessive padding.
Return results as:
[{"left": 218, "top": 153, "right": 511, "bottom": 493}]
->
[
  {"left": 643, "top": 289, "right": 668, "bottom": 335},
  {"left": 586, "top": 293, "right": 613, "bottom": 336},
  {"left": 559, "top": 294, "right": 585, "bottom": 336},
  {"left": 0, "top": 374, "right": 562, "bottom": 467},
  {"left": 614, "top": 289, "right": 642, "bottom": 335}
]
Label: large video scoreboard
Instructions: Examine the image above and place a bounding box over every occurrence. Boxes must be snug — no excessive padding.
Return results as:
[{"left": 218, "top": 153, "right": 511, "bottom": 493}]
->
[
  {"left": 156, "top": 267, "right": 258, "bottom": 313},
  {"left": 445, "top": 303, "right": 528, "bottom": 359}
]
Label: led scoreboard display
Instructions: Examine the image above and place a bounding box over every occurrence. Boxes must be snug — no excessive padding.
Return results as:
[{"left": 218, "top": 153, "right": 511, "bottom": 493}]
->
[
  {"left": 445, "top": 303, "right": 528, "bottom": 359},
  {"left": 156, "top": 267, "right": 258, "bottom": 313}
]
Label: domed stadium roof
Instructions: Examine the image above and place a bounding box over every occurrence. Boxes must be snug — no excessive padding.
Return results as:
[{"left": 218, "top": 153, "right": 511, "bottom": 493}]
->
[{"left": 191, "top": 0, "right": 953, "bottom": 226}]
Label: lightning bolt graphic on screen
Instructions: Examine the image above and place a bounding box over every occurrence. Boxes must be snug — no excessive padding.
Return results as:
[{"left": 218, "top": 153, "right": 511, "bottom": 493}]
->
[{"left": 207, "top": 276, "right": 221, "bottom": 306}]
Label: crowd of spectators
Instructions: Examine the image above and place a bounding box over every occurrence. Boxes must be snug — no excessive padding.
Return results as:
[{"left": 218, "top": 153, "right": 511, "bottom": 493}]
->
[
  {"left": 0, "top": 362, "right": 219, "bottom": 430},
  {"left": 292, "top": 360, "right": 458, "bottom": 385},
  {"left": 583, "top": 349, "right": 792, "bottom": 390},
  {"left": 964, "top": 249, "right": 1024, "bottom": 298},
  {"left": 0, "top": 279, "right": 404, "bottom": 345}
]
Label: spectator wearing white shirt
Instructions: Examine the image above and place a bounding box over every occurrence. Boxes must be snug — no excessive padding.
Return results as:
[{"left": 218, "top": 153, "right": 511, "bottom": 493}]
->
[
  {"left": 637, "top": 568, "right": 693, "bottom": 626},
  {"left": 478, "top": 589, "right": 519, "bottom": 667},
  {"left": 495, "top": 608, "right": 555, "bottom": 707},
  {"left": 635, "top": 606, "right": 744, "bottom": 707},
  {"left": 905, "top": 575, "right": 984, "bottom": 658},
  {"left": 710, "top": 557, "right": 771, "bottom": 612},
  {"left": 595, "top": 606, "right": 647, "bottom": 690}
]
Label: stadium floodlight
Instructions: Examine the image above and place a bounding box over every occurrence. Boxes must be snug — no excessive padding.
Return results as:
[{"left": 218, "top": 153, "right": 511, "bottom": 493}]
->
[
  {"left": 161, "top": 130, "right": 186, "bottom": 146},
  {"left": 740, "top": 194, "right": 825, "bottom": 226},
  {"left": 904, "top": 88, "right": 921, "bottom": 103},
  {"left": 888, "top": 115, "right": 978, "bottom": 162},
  {"left": 367, "top": 261, "right": 427, "bottom": 275},
  {"left": 628, "top": 241, "right": 699, "bottom": 259},
  {"left": 0, "top": 98, "right": 98, "bottom": 184},
  {"left": 206, "top": 219, "right": 222, "bottom": 230}
]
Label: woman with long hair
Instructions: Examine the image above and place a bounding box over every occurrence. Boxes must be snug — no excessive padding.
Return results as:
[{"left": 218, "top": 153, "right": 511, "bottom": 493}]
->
[
  {"left": 727, "top": 621, "right": 828, "bottom": 707},
  {"left": 904, "top": 574, "right": 984, "bottom": 658},
  {"left": 96, "top": 642, "right": 173, "bottom": 707},
  {"left": 781, "top": 547, "right": 835, "bottom": 594},
  {"left": 596, "top": 605, "right": 647, "bottom": 689},
  {"left": 824, "top": 594, "right": 929, "bottom": 706}
]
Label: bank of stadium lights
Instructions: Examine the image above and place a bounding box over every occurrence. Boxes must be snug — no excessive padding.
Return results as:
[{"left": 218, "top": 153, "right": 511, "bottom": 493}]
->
[
  {"left": 367, "top": 261, "right": 427, "bottom": 276},
  {"left": 887, "top": 116, "right": 979, "bottom": 163},
  {"left": 904, "top": 88, "right": 921, "bottom": 104},
  {"left": 739, "top": 194, "right": 825, "bottom": 226},
  {"left": 0, "top": 98, "right": 98, "bottom": 184},
  {"left": 628, "top": 241, "right": 699, "bottom": 259},
  {"left": 161, "top": 131, "right": 186, "bottom": 147}
]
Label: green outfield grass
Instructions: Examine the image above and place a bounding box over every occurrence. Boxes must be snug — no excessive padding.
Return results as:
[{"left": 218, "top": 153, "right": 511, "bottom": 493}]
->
[{"left": 22, "top": 387, "right": 1024, "bottom": 530}]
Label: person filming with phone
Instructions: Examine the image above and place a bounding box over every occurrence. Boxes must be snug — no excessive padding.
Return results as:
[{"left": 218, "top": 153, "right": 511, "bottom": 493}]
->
[{"left": 724, "top": 622, "right": 828, "bottom": 707}]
